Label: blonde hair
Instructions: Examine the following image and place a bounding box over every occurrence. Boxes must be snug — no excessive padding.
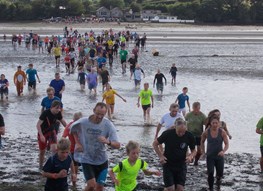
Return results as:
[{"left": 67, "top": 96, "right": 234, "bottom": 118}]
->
[
  {"left": 57, "top": 138, "right": 71, "bottom": 151},
  {"left": 125, "top": 140, "right": 140, "bottom": 154}
]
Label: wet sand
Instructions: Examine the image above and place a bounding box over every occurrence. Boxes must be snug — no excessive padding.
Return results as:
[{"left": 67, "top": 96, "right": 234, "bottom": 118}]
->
[{"left": 0, "top": 22, "right": 263, "bottom": 190}]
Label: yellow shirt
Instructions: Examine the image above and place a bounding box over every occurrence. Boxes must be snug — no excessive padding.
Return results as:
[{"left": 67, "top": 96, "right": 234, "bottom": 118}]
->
[
  {"left": 103, "top": 89, "right": 117, "bottom": 105},
  {"left": 53, "top": 47, "right": 61, "bottom": 56},
  {"left": 107, "top": 40, "right": 114, "bottom": 46}
]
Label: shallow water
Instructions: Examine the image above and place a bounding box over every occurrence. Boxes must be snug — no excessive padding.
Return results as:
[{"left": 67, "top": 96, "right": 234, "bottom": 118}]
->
[{"left": 0, "top": 32, "right": 263, "bottom": 158}]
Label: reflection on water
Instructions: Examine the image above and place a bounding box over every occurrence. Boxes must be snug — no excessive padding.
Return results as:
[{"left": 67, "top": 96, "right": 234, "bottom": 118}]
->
[{"left": 0, "top": 38, "right": 263, "bottom": 155}]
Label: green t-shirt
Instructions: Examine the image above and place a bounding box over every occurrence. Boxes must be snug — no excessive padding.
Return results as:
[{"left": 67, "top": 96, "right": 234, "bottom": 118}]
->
[
  {"left": 185, "top": 111, "right": 206, "bottom": 137},
  {"left": 113, "top": 158, "right": 148, "bottom": 191},
  {"left": 257, "top": 117, "right": 263, "bottom": 146},
  {"left": 119, "top": 49, "right": 128, "bottom": 61},
  {"left": 139, "top": 90, "right": 152, "bottom": 106}
]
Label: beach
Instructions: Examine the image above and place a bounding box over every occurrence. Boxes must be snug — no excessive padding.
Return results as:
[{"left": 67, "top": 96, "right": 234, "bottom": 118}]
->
[{"left": 0, "top": 22, "right": 263, "bottom": 190}]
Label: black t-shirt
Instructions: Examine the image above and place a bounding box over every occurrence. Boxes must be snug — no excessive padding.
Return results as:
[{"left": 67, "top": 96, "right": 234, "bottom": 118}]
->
[
  {"left": 170, "top": 66, "right": 177, "bottom": 75},
  {"left": 154, "top": 73, "right": 166, "bottom": 84},
  {"left": 100, "top": 70, "right": 109, "bottom": 83},
  {"left": 0, "top": 114, "right": 4, "bottom": 127},
  {"left": 128, "top": 58, "right": 137, "bottom": 69},
  {"left": 40, "top": 109, "right": 62, "bottom": 133},
  {"left": 43, "top": 153, "right": 72, "bottom": 191},
  {"left": 157, "top": 129, "right": 195, "bottom": 166}
]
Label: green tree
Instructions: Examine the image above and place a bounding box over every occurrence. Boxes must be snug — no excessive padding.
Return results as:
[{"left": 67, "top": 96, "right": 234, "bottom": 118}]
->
[
  {"left": 197, "top": 0, "right": 225, "bottom": 22},
  {"left": 99, "top": 0, "right": 125, "bottom": 9},
  {"left": 67, "top": 0, "right": 85, "bottom": 16},
  {"left": 130, "top": 2, "right": 141, "bottom": 12}
]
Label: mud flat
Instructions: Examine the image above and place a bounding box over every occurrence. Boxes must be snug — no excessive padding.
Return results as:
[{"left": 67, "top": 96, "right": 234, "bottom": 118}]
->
[{"left": 0, "top": 135, "right": 262, "bottom": 191}]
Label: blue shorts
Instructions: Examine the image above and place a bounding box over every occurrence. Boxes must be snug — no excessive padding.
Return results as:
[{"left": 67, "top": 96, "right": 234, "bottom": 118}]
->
[
  {"left": 81, "top": 161, "right": 108, "bottom": 185},
  {"left": 88, "top": 83, "right": 97, "bottom": 90}
]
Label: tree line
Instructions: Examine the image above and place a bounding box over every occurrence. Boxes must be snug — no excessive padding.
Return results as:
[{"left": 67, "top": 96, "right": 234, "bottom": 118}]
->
[{"left": 0, "top": 0, "right": 263, "bottom": 23}]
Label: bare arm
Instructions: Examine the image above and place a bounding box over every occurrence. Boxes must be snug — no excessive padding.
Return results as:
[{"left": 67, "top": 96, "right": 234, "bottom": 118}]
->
[
  {"left": 36, "top": 119, "right": 44, "bottom": 136},
  {"left": 153, "top": 139, "right": 167, "bottom": 164},
  {"left": 137, "top": 96, "right": 140, "bottom": 107},
  {"left": 36, "top": 74, "right": 40, "bottom": 83},
  {"left": 187, "top": 100, "right": 190, "bottom": 111},
  {"left": 109, "top": 169, "right": 119, "bottom": 185},
  {"left": 151, "top": 95, "right": 154, "bottom": 108},
  {"left": 155, "top": 123, "right": 162, "bottom": 138},
  {"left": 200, "top": 130, "right": 208, "bottom": 154},
  {"left": 59, "top": 118, "right": 67, "bottom": 127},
  {"left": 116, "top": 93, "right": 126, "bottom": 102},
  {"left": 143, "top": 169, "right": 161, "bottom": 176},
  {"left": 256, "top": 127, "right": 263, "bottom": 135},
  {"left": 70, "top": 161, "right": 76, "bottom": 184},
  {"left": 220, "top": 130, "right": 229, "bottom": 155},
  {"left": 60, "top": 86, "right": 65, "bottom": 95}
]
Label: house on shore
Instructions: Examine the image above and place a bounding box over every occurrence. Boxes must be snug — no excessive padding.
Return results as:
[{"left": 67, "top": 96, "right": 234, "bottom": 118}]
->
[
  {"left": 96, "top": 6, "right": 110, "bottom": 18},
  {"left": 110, "top": 7, "right": 123, "bottom": 18},
  {"left": 141, "top": 10, "right": 162, "bottom": 21}
]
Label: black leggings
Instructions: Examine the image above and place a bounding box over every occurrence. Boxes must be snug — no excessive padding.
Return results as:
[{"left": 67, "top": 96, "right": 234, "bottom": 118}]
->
[{"left": 207, "top": 155, "right": 224, "bottom": 189}]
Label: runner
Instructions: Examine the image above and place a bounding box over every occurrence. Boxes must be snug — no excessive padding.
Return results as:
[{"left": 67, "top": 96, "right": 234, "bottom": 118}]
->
[
  {"left": 201, "top": 114, "right": 229, "bottom": 191},
  {"left": 100, "top": 66, "right": 110, "bottom": 92},
  {"left": 0, "top": 74, "right": 9, "bottom": 100},
  {"left": 206, "top": 109, "right": 232, "bottom": 139},
  {"left": 0, "top": 114, "right": 5, "bottom": 149},
  {"left": 77, "top": 67, "right": 87, "bottom": 91},
  {"left": 49, "top": 73, "right": 65, "bottom": 100},
  {"left": 41, "top": 87, "right": 62, "bottom": 113},
  {"left": 70, "top": 102, "right": 120, "bottom": 191},
  {"left": 13, "top": 65, "right": 27, "bottom": 96},
  {"left": 155, "top": 103, "right": 183, "bottom": 138},
  {"left": 102, "top": 83, "right": 126, "bottom": 121},
  {"left": 175, "top": 87, "right": 190, "bottom": 117},
  {"left": 53, "top": 44, "right": 62, "bottom": 68},
  {"left": 38, "top": 38, "right": 44, "bottom": 53},
  {"left": 256, "top": 116, "right": 263, "bottom": 173},
  {"left": 153, "top": 69, "right": 167, "bottom": 95},
  {"left": 26, "top": 63, "right": 41, "bottom": 92},
  {"left": 170, "top": 63, "right": 177, "bottom": 86},
  {"left": 36, "top": 100, "right": 67, "bottom": 169},
  {"left": 109, "top": 141, "right": 160, "bottom": 191},
  {"left": 86, "top": 68, "right": 98, "bottom": 95},
  {"left": 185, "top": 102, "right": 206, "bottom": 165},
  {"left": 128, "top": 54, "right": 137, "bottom": 79},
  {"left": 137, "top": 83, "right": 154, "bottom": 124},
  {"left": 119, "top": 45, "right": 128, "bottom": 74},
  {"left": 64, "top": 53, "right": 71, "bottom": 75},
  {"left": 153, "top": 118, "right": 196, "bottom": 191},
  {"left": 133, "top": 64, "right": 145, "bottom": 89}
]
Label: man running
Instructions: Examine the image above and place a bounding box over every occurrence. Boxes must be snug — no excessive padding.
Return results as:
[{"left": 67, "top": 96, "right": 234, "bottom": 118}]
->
[
  {"left": 137, "top": 83, "right": 153, "bottom": 124},
  {"left": 170, "top": 63, "right": 177, "bottom": 86},
  {"left": 153, "top": 118, "right": 196, "bottom": 191},
  {"left": 0, "top": 74, "right": 9, "bottom": 100},
  {"left": 100, "top": 66, "right": 110, "bottom": 92},
  {"left": 26, "top": 63, "right": 40, "bottom": 92},
  {"left": 185, "top": 102, "right": 206, "bottom": 165},
  {"left": 153, "top": 69, "right": 167, "bottom": 95},
  {"left": 41, "top": 87, "right": 62, "bottom": 113},
  {"left": 13, "top": 65, "right": 27, "bottom": 96},
  {"left": 53, "top": 44, "right": 62, "bottom": 68},
  {"left": 133, "top": 64, "right": 145, "bottom": 89},
  {"left": 119, "top": 45, "right": 128, "bottom": 74},
  {"left": 71, "top": 102, "right": 120, "bottom": 191},
  {"left": 36, "top": 100, "right": 67, "bottom": 169},
  {"left": 155, "top": 103, "right": 183, "bottom": 138},
  {"left": 86, "top": 68, "right": 98, "bottom": 95},
  {"left": 175, "top": 87, "right": 190, "bottom": 117},
  {"left": 49, "top": 73, "right": 65, "bottom": 100},
  {"left": 128, "top": 54, "right": 137, "bottom": 79}
]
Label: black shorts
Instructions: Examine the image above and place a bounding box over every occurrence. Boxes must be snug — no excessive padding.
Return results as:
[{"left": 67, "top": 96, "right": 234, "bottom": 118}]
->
[
  {"left": 81, "top": 161, "right": 108, "bottom": 185},
  {"left": 102, "top": 80, "right": 108, "bottom": 86},
  {"left": 80, "top": 79, "right": 85, "bottom": 85},
  {"left": 163, "top": 163, "right": 186, "bottom": 187},
  {"left": 142, "top": 104, "right": 151, "bottom": 111},
  {"left": 260, "top": 146, "right": 263, "bottom": 157},
  {"left": 0, "top": 88, "right": 8, "bottom": 95},
  {"left": 121, "top": 59, "right": 126, "bottom": 64},
  {"left": 195, "top": 137, "right": 201, "bottom": 146},
  {"left": 28, "top": 81, "right": 36, "bottom": 89},
  {"left": 65, "top": 62, "right": 70, "bottom": 68},
  {"left": 55, "top": 55, "right": 60, "bottom": 60}
]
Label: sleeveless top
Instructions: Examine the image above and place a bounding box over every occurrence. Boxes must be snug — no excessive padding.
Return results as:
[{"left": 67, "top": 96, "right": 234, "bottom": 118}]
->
[{"left": 207, "top": 128, "right": 223, "bottom": 157}]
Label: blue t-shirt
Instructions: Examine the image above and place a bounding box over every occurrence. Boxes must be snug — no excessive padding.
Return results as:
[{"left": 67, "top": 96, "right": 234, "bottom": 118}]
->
[
  {"left": 26, "top": 68, "right": 37, "bottom": 82},
  {"left": 43, "top": 153, "right": 72, "bottom": 191},
  {"left": 0, "top": 79, "right": 8, "bottom": 89},
  {"left": 97, "top": 57, "right": 106, "bottom": 68},
  {"left": 41, "top": 96, "right": 62, "bottom": 110},
  {"left": 177, "top": 93, "right": 189, "bottom": 109},
  {"left": 50, "top": 79, "right": 65, "bottom": 98}
]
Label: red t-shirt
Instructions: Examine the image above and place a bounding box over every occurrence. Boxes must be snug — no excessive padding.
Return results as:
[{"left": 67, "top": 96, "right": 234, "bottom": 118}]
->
[{"left": 62, "top": 121, "right": 75, "bottom": 153}]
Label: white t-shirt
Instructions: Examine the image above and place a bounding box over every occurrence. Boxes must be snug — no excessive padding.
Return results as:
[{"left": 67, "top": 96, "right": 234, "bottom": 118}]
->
[{"left": 159, "top": 112, "right": 184, "bottom": 130}]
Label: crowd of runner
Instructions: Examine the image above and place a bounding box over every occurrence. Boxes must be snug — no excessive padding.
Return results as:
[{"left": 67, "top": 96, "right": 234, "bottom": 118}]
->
[{"left": 0, "top": 25, "right": 262, "bottom": 191}]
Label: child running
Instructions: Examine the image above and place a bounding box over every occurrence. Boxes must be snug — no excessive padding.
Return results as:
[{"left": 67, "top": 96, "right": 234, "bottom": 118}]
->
[
  {"left": 102, "top": 83, "right": 126, "bottom": 121},
  {"left": 62, "top": 112, "right": 82, "bottom": 186},
  {"left": 109, "top": 141, "right": 160, "bottom": 191},
  {"left": 42, "top": 138, "right": 76, "bottom": 191}
]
